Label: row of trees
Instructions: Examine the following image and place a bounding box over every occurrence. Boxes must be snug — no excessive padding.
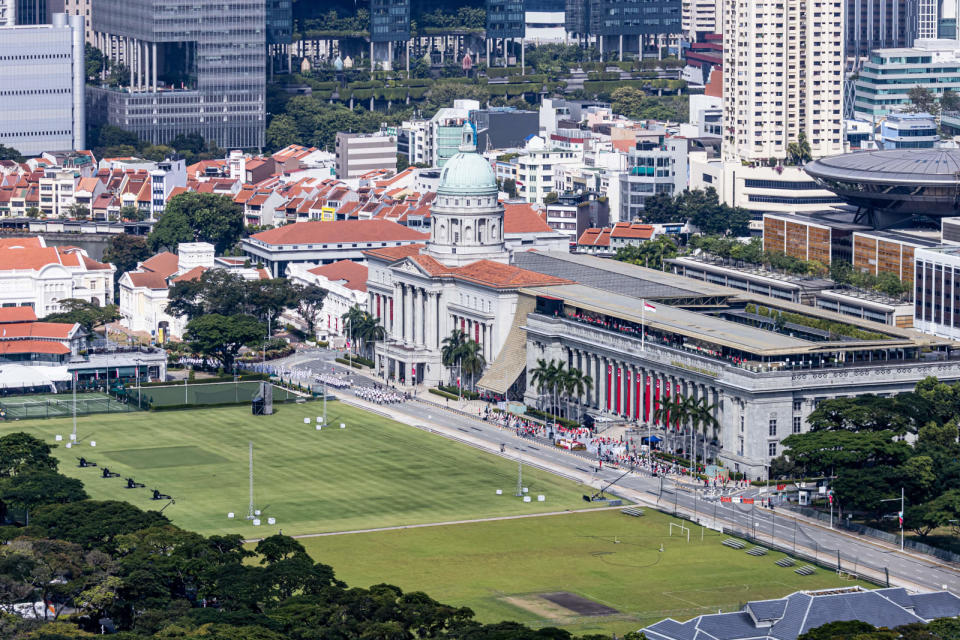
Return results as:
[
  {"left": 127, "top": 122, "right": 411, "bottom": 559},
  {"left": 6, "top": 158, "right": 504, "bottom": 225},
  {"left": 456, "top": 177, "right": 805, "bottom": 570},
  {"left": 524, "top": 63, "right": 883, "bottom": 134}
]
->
[
  {"left": 773, "top": 377, "right": 960, "bottom": 539},
  {"left": 651, "top": 394, "right": 719, "bottom": 464},
  {"left": 529, "top": 359, "right": 593, "bottom": 422},
  {"left": 639, "top": 187, "right": 752, "bottom": 236},
  {"left": 0, "top": 431, "right": 613, "bottom": 640},
  {"left": 686, "top": 236, "right": 912, "bottom": 298}
]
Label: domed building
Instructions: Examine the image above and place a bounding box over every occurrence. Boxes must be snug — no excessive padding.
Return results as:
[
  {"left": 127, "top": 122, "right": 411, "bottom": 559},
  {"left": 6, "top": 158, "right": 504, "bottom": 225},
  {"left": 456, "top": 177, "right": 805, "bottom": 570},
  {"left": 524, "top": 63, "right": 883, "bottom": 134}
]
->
[
  {"left": 424, "top": 124, "right": 508, "bottom": 266},
  {"left": 363, "top": 123, "right": 570, "bottom": 388}
]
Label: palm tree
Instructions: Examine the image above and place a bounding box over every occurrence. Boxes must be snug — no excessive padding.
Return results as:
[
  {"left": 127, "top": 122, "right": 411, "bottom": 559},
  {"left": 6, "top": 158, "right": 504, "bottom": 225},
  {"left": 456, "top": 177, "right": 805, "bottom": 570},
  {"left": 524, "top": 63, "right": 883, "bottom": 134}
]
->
[
  {"left": 355, "top": 313, "right": 385, "bottom": 359},
  {"left": 459, "top": 339, "right": 486, "bottom": 391},
  {"left": 653, "top": 394, "right": 691, "bottom": 460},
  {"left": 441, "top": 329, "right": 468, "bottom": 385},
  {"left": 531, "top": 358, "right": 567, "bottom": 416},
  {"left": 689, "top": 397, "right": 719, "bottom": 465},
  {"left": 341, "top": 305, "right": 367, "bottom": 356},
  {"left": 563, "top": 367, "right": 593, "bottom": 423}
]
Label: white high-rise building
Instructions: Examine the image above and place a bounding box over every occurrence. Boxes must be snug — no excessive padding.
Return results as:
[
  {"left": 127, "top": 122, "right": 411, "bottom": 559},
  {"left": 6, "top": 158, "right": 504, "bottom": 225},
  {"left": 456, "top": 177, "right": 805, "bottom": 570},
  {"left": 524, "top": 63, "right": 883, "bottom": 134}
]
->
[
  {"left": 0, "top": 13, "right": 85, "bottom": 156},
  {"left": 682, "top": 0, "right": 722, "bottom": 39},
  {"left": 722, "top": 0, "right": 845, "bottom": 162}
]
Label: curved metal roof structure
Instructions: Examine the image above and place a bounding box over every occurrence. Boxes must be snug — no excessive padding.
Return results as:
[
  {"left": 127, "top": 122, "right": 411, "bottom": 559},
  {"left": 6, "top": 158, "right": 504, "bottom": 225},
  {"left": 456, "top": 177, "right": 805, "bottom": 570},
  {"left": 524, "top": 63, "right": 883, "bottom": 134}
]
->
[{"left": 805, "top": 149, "right": 960, "bottom": 185}]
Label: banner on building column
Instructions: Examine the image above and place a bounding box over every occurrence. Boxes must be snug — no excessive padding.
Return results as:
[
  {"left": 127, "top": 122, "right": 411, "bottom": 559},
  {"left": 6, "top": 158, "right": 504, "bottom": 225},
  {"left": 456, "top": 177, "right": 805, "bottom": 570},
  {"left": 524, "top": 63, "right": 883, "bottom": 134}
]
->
[
  {"left": 616, "top": 367, "right": 621, "bottom": 415},
  {"left": 606, "top": 365, "right": 612, "bottom": 411},
  {"left": 636, "top": 372, "right": 642, "bottom": 421}
]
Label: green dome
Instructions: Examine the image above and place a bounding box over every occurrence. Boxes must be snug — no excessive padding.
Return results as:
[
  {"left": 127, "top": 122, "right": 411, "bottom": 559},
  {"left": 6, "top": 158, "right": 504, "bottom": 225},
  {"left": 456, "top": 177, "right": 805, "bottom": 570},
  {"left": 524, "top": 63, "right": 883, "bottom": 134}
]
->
[{"left": 437, "top": 152, "right": 498, "bottom": 196}]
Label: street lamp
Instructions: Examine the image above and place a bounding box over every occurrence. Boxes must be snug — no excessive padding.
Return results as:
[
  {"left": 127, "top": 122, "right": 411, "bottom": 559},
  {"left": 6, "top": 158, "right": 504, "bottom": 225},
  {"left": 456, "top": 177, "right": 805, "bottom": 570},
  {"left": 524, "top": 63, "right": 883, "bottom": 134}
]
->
[{"left": 881, "top": 488, "right": 905, "bottom": 551}]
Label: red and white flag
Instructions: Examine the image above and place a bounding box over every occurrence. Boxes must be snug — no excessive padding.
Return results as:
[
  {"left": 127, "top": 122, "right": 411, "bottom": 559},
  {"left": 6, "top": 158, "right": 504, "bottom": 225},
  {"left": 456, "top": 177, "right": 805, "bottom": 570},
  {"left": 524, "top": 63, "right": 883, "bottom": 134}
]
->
[{"left": 644, "top": 301, "right": 657, "bottom": 313}]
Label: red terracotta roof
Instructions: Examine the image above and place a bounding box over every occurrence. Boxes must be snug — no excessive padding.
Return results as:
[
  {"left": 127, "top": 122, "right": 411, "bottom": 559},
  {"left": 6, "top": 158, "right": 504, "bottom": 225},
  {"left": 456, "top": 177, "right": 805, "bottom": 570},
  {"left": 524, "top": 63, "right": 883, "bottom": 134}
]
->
[
  {"left": 307, "top": 260, "right": 368, "bottom": 291},
  {"left": 362, "top": 243, "right": 426, "bottom": 262},
  {"left": 577, "top": 228, "right": 610, "bottom": 247},
  {"left": 610, "top": 222, "right": 655, "bottom": 240},
  {"left": 448, "top": 260, "right": 571, "bottom": 289},
  {"left": 0, "top": 321, "right": 76, "bottom": 339},
  {"left": 0, "top": 237, "right": 44, "bottom": 249},
  {"left": 171, "top": 266, "right": 208, "bottom": 283},
  {"left": 127, "top": 271, "right": 170, "bottom": 289},
  {"left": 140, "top": 251, "right": 179, "bottom": 276},
  {"left": 0, "top": 340, "right": 70, "bottom": 355},
  {"left": 504, "top": 203, "right": 553, "bottom": 234},
  {"left": 81, "top": 255, "right": 113, "bottom": 270},
  {"left": 251, "top": 220, "right": 428, "bottom": 246},
  {"left": 0, "top": 307, "right": 37, "bottom": 323}
]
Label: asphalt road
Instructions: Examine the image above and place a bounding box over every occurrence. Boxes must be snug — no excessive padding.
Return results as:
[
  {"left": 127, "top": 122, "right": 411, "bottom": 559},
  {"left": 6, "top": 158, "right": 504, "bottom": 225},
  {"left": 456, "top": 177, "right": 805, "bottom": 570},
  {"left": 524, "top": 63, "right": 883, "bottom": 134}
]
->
[{"left": 281, "top": 350, "right": 960, "bottom": 595}]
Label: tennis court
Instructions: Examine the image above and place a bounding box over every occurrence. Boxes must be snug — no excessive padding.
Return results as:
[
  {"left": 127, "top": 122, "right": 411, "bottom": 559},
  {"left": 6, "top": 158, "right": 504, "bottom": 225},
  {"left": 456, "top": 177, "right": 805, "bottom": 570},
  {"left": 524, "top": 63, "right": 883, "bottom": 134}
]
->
[
  {"left": 130, "top": 381, "right": 302, "bottom": 409},
  {"left": 0, "top": 392, "right": 136, "bottom": 420}
]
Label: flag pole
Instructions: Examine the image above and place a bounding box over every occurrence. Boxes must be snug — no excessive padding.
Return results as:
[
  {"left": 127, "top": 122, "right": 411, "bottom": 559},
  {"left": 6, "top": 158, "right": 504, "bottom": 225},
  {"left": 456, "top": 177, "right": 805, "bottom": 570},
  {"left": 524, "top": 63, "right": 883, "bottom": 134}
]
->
[{"left": 641, "top": 298, "right": 645, "bottom": 351}]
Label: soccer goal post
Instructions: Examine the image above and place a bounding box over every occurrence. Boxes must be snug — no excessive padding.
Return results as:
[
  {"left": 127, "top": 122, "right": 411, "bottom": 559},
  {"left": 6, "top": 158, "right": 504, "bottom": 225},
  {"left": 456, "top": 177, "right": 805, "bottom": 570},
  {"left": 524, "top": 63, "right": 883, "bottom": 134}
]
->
[{"left": 669, "top": 522, "right": 690, "bottom": 543}]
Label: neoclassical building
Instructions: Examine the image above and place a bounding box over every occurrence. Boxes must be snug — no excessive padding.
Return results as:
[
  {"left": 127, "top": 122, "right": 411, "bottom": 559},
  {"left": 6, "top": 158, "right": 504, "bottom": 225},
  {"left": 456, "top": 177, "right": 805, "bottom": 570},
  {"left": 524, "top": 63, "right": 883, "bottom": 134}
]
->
[{"left": 366, "top": 125, "right": 568, "bottom": 386}]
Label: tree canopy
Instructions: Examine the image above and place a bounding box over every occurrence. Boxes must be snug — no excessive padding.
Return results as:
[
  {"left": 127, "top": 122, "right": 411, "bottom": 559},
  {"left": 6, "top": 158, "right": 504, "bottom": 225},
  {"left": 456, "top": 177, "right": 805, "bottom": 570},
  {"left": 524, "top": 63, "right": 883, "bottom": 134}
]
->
[
  {"left": 774, "top": 377, "right": 960, "bottom": 538},
  {"left": 42, "top": 299, "right": 121, "bottom": 334},
  {"left": 184, "top": 314, "right": 265, "bottom": 372},
  {"left": 148, "top": 193, "right": 244, "bottom": 254}
]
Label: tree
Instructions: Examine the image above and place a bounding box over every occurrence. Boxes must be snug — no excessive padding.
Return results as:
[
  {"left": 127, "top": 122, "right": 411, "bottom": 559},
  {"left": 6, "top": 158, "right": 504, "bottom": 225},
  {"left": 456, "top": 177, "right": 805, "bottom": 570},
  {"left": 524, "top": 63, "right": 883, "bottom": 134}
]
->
[
  {"left": 543, "top": 192, "right": 559, "bottom": 204},
  {"left": 102, "top": 234, "right": 150, "bottom": 284},
  {"left": 185, "top": 314, "right": 265, "bottom": 372},
  {"left": 459, "top": 340, "right": 486, "bottom": 391},
  {"left": 148, "top": 192, "right": 244, "bottom": 254},
  {"left": 0, "top": 144, "right": 24, "bottom": 162},
  {"left": 614, "top": 235, "right": 678, "bottom": 270},
  {"left": 25, "top": 206, "right": 40, "bottom": 219},
  {"left": 441, "top": 328, "right": 469, "bottom": 383},
  {"left": 786, "top": 132, "right": 812, "bottom": 166},
  {"left": 941, "top": 88, "right": 960, "bottom": 113},
  {"left": 0, "top": 470, "right": 87, "bottom": 525},
  {"left": 563, "top": 367, "right": 593, "bottom": 422},
  {"left": 908, "top": 85, "right": 937, "bottom": 114},
  {"left": 266, "top": 114, "right": 301, "bottom": 151},
  {"left": 0, "top": 433, "right": 57, "bottom": 478},
  {"left": 798, "top": 620, "right": 888, "bottom": 640},
  {"left": 167, "top": 269, "right": 249, "bottom": 320},
  {"left": 119, "top": 204, "right": 146, "bottom": 221},
  {"left": 43, "top": 299, "right": 121, "bottom": 333},
  {"left": 67, "top": 203, "right": 90, "bottom": 220},
  {"left": 776, "top": 429, "right": 911, "bottom": 477},
  {"left": 26, "top": 500, "right": 169, "bottom": 551},
  {"left": 500, "top": 178, "right": 518, "bottom": 199},
  {"left": 294, "top": 283, "right": 328, "bottom": 339}
]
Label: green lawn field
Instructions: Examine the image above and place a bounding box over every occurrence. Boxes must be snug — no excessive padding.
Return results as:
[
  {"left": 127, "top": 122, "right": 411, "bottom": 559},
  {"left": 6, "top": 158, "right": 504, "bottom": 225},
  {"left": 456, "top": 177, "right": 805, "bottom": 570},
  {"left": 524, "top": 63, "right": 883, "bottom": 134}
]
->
[
  {"left": 7, "top": 402, "right": 601, "bottom": 537},
  {"left": 300, "top": 509, "right": 871, "bottom": 637}
]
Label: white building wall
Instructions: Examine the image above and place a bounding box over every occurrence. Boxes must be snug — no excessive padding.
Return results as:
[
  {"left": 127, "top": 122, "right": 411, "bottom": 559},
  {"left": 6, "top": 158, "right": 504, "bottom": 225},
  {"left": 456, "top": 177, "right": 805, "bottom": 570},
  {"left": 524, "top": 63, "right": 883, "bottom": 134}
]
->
[
  {"left": 0, "top": 14, "right": 84, "bottom": 157},
  {"left": 722, "top": 0, "right": 844, "bottom": 161}
]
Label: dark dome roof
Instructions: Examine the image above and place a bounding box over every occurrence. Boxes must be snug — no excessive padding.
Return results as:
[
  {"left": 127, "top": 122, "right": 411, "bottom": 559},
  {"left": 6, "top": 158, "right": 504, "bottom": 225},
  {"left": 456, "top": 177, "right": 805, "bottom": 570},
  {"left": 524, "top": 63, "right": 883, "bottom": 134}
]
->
[{"left": 805, "top": 149, "right": 960, "bottom": 185}]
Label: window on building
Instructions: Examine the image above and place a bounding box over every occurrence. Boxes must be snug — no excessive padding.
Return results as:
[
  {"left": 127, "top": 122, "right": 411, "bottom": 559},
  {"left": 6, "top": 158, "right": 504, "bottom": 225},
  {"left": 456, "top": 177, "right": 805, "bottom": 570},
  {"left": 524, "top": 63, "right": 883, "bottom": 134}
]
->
[
  {"left": 740, "top": 416, "right": 744, "bottom": 432},
  {"left": 769, "top": 419, "right": 777, "bottom": 436},
  {"left": 769, "top": 442, "right": 777, "bottom": 457},
  {"left": 793, "top": 400, "right": 801, "bottom": 411},
  {"left": 793, "top": 416, "right": 801, "bottom": 433}
]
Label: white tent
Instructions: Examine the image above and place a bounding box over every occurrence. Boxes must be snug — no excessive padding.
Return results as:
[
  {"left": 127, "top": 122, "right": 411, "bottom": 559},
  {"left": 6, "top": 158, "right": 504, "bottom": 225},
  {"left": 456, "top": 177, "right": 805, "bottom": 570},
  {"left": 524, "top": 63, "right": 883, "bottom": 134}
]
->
[{"left": 0, "top": 365, "right": 72, "bottom": 392}]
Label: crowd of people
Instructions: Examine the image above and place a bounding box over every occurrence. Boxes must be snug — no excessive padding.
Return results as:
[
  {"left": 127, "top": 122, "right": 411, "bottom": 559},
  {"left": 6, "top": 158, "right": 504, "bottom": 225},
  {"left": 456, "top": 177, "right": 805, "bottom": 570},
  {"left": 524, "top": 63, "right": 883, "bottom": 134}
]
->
[
  {"left": 315, "top": 373, "right": 351, "bottom": 389},
  {"left": 353, "top": 386, "right": 407, "bottom": 405}
]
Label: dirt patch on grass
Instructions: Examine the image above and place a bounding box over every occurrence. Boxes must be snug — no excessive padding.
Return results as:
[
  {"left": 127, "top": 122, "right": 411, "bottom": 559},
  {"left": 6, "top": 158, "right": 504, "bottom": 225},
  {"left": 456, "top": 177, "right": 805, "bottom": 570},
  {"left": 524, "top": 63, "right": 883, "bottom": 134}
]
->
[
  {"left": 542, "top": 592, "right": 619, "bottom": 616},
  {"left": 503, "top": 592, "right": 619, "bottom": 622}
]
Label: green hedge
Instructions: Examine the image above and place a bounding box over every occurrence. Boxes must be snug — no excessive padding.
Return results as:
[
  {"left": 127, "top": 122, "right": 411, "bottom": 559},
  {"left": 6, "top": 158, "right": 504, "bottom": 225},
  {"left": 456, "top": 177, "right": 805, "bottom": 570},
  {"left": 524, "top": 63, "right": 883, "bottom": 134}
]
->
[
  {"left": 746, "top": 303, "right": 888, "bottom": 341},
  {"left": 135, "top": 373, "right": 269, "bottom": 388},
  {"left": 335, "top": 354, "right": 374, "bottom": 368},
  {"left": 429, "top": 388, "right": 460, "bottom": 401},
  {"left": 335, "top": 358, "right": 362, "bottom": 369},
  {"left": 438, "top": 384, "right": 479, "bottom": 400},
  {"left": 526, "top": 407, "right": 579, "bottom": 429}
]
